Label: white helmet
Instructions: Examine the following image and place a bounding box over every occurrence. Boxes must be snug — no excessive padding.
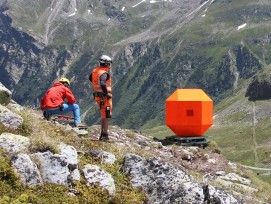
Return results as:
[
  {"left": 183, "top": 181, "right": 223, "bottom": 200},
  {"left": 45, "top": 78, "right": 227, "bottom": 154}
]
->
[{"left": 99, "top": 55, "right": 112, "bottom": 65}]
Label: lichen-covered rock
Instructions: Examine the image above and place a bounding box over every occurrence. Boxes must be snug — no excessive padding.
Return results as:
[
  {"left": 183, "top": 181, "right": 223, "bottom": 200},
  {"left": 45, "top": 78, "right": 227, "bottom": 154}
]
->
[
  {"left": 69, "top": 169, "right": 80, "bottom": 181},
  {"left": 0, "top": 138, "right": 26, "bottom": 154},
  {"left": 82, "top": 164, "right": 116, "bottom": 196},
  {"left": 123, "top": 153, "right": 240, "bottom": 204},
  {"left": 59, "top": 143, "right": 78, "bottom": 167},
  {"left": 0, "top": 133, "right": 30, "bottom": 146},
  {"left": 0, "top": 104, "right": 23, "bottom": 129},
  {"left": 12, "top": 154, "right": 43, "bottom": 186},
  {"left": 33, "top": 151, "right": 71, "bottom": 185}
]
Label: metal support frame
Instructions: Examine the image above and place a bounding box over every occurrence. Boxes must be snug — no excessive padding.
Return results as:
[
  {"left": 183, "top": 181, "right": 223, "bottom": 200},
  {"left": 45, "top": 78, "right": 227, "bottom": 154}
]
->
[{"left": 169, "top": 136, "right": 208, "bottom": 148}]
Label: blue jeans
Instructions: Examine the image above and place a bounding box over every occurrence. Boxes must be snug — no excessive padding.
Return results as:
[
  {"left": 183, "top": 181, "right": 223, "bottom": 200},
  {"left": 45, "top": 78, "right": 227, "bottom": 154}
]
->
[{"left": 44, "top": 104, "right": 81, "bottom": 124}]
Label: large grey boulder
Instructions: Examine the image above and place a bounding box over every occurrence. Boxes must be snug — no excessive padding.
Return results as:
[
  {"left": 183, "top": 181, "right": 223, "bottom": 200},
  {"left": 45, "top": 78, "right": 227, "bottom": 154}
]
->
[
  {"left": 33, "top": 151, "right": 71, "bottom": 185},
  {"left": 123, "top": 153, "right": 240, "bottom": 204},
  {"left": 33, "top": 144, "right": 80, "bottom": 186},
  {"left": 0, "top": 104, "right": 23, "bottom": 129},
  {"left": 0, "top": 82, "right": 12, "bottom": 105},
  {"left": 0, "top": 133, "right": 30, "bottom": 154},
  {"left": 59, "top": 143, "right": 78, "bottom": 167},
  {"left": 12, "top": 154, "right": 43, "bottom": 186},
  {"left": 59, "top": 143, "right": 80, "bottom": 182},
  {"left": 82, "top": 164, "right": 116, "bottom": 196}
]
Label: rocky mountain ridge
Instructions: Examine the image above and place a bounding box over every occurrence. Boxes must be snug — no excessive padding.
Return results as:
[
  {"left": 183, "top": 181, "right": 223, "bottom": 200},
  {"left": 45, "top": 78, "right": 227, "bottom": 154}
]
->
[{"left": 0, "top": 83, "right": 270, "bottom": 203}]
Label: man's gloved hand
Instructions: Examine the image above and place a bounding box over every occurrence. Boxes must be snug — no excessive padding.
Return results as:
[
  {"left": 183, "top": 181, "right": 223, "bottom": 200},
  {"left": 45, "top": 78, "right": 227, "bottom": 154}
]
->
[
  {"left": 106, "top": 93, "right": 112, "bottom": 99},
  {"left": 60, "top": 104, "right": 64, "bottom": 111}
]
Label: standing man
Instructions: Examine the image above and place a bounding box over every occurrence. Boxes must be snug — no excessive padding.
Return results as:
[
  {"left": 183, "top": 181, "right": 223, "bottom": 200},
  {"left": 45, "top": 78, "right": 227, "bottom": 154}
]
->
[
  {"left": 41, "top": 77, "right": 85, "bottom": 127},
  {"left": 89, "top": 55, "right": 112, "bottom": 141}
]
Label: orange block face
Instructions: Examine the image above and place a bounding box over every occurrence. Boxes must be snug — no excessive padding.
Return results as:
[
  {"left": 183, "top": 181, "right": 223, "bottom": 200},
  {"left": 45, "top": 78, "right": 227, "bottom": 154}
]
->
[{"left": 166, "top": 89, "right": 213, "bottom": 137}]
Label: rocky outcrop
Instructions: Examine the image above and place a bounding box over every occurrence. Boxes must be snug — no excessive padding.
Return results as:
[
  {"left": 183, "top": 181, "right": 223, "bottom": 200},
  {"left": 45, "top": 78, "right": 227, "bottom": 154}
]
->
[
  {"left": 82, "top": 164, "right": 116, "bottom": 196},
  {"left": 0, "top": 84, "right": 24, "bottom": 129},
  {"left": 0, "top": 138, "right": 26, "bottom": 154},
  {"left": 33, "top": 151, "right": 72, "bottom": 186},
  {"left": 3, "top": 135, "right": 117, "bottom": 191},
  {"left": 12, "top": 154, "right": 43, "bottom": 186},
  {"left": 235, "top": 45, "right": 263, "bottom": 79},
  {"left": 123, "top": 153, "right": 240, "bottom": 204},
  {"left": 0, "top": 133, "right": 30, "bottom": 146},
  {"left": 246, "top": 75, "right": 271, "bottom": 101},
  {"left": 0, "top": 104, "right": 23, "bottom": 129}
]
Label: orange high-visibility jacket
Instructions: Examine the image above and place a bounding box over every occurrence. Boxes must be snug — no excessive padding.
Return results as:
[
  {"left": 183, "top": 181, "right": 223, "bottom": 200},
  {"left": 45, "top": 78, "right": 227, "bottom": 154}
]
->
[
  {"left": 91, "top": 67, "right": 112, "bottom": 93},
  {"left": 40, "top": 82, "right": 76, "bottom": 110}
]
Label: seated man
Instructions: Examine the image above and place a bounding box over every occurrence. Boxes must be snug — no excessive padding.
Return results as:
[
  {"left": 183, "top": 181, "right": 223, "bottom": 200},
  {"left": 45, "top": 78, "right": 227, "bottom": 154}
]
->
[{"left": 40, "top": 77, "right": 85, "bottom": 127}]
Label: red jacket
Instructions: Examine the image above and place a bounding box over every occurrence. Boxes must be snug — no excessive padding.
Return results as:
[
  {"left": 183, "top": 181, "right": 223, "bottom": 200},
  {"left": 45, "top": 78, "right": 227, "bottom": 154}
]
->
[{"left": 40, "top": 82, "right": 76, "bottom": 110}]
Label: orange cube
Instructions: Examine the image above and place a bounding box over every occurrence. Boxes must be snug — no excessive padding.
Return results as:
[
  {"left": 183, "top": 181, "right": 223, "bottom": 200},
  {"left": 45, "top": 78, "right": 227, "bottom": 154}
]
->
[{"left": 166, "top": 89, "right": 213, "bottom": 137}]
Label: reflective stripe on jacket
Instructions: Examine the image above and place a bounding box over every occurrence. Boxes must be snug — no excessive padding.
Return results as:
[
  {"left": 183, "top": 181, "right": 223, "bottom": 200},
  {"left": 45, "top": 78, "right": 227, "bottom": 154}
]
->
[
  {"left": 40, "top": 82, "right": 76, "bottom": 111},
  {"left": 91, "top": 67, "right": 112, "bottom": 93}
]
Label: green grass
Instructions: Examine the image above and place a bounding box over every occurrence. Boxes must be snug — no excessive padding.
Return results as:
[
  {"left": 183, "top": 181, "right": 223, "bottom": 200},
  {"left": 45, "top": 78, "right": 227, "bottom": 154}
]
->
[
  {"left": 214, "top": 90, "right": 247, "bottom": 113},
  {"left": 207, "top": 124, "right": 258, "bottom": 164},
  {"left": 142, "top": 125, "right": 174, "bottom": 139},
  {"left": 256, "top": 173, "right": 271, "bottom": 186}
]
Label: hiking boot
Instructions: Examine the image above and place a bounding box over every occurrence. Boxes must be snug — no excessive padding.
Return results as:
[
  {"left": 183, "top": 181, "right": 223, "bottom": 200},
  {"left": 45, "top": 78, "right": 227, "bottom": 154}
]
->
[
  {"left": 99, "top": 133, "right": 109, "bottom": 141},
  {"left": 43, "top": 111, "right": 51, "bottom": 121}
]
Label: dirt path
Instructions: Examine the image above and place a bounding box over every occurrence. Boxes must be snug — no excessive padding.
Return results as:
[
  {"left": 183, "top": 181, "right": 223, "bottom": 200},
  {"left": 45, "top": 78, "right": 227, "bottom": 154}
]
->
[
  {"left": 252, "top": 102, "right": 259, "bottom": 165},
  {"left": 241, "top": 164, "right": 271, "bottom": 171}
]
